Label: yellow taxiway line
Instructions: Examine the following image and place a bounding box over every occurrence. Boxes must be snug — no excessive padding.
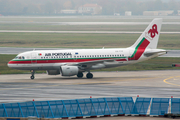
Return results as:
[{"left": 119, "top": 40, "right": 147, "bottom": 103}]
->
[{"left": 163, "top": 76, "right": 180, "bottom": 86}]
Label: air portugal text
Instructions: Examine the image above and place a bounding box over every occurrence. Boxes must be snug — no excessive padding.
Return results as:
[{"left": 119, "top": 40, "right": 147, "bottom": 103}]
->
[{"left": 45, "top": 53, "right": 72, "bottom": 57}]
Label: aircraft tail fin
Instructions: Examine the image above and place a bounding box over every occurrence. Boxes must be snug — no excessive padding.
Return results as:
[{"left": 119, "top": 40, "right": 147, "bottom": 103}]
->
[{"left": 130, "top": 18, "right": 162, "bottom": 49}]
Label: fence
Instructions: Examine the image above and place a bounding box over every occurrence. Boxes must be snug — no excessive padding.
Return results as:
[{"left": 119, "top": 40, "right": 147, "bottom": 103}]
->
[
  {"left": 0, "top": 97, "right": 180, "bottom": 118},
  {"left": 131, "top": 97, "right": 151, "bottom": 115},
  {"left": 150, "top": 98, "right": 170, "bottom": 116}
]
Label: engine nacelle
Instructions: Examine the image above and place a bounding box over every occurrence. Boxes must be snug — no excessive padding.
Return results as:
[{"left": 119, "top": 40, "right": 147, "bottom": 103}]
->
[
  {"left": 60, "top": 66, "right": 79, "bottom": 76},
  {"left": 47, "top": 70, "right": 60, "bottom": 75}
]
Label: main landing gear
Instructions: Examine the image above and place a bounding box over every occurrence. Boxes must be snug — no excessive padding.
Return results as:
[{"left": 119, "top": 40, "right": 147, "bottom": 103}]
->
[
  {"left": 86, "top": 72, "right": 93, "bottom": 79},
  {"left": 77, "top": 72, "right": 83, "bottom": 78},
  {"left": 77, "top": 72, "right": 93, "bottom": 79},
  {"left": 30, "top": 70, "right": 35, "bottom": 80}
]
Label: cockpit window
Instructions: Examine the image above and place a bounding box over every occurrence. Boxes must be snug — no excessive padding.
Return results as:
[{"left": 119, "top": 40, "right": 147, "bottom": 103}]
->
[{"left": 14, "top": 56, "right": 25, "bottom": 60}]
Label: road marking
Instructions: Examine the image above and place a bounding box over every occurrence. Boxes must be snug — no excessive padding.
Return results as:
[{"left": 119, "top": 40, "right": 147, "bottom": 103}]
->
[{"left": 163, "top": 76, "right": 180, "bottom": 86}]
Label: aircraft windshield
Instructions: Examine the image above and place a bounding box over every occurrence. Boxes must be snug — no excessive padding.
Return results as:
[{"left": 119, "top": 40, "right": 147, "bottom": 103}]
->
[{"left": 14, "top": 56, "right": 25, "bottom": 60}]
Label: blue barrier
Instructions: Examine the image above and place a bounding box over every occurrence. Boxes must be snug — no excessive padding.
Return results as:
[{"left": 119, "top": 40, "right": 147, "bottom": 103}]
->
[
  {"left": 150, "top": 98, "right": 170, "bottom": 116},
  {"left": 171, "top": 98, "right": 180, "bottom": 114},
  {"left": 119, "top": 97, "right": 134, "bottom": 114},
  {"left": 131, "top": 97, "right": 151, "bottom": 115},
  {"left": 105, "top": 97, "right": 124, "bottom": 115},
  {"left": 1, "top": 97, "right": 179, "bottom": 118},
  {"left": 0, "top": 97, "right": 130, "bottom": 118}
]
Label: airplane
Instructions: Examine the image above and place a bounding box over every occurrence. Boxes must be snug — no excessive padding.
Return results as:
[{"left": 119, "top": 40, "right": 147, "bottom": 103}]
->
[{"left": 8, "top": 18, "right": 167, "bottom": 79}]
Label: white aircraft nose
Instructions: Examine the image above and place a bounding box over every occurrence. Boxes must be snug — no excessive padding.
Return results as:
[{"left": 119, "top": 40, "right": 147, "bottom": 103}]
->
[
  {"left": 7, "top": 61, "right": 14, "bottom": 68},
  {"left": 7, "top": 63, "right": 11, "bottom": 68}
]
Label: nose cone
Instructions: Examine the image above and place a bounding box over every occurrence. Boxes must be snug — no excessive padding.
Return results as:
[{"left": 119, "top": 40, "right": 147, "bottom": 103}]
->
[{"left": 7, "top": 60, "right": 14, "bottom": 69}]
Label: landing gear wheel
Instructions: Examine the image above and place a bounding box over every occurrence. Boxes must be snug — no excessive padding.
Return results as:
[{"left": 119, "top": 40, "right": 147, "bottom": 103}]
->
[
  {"left": 86, "top": 73, "right": 93, "bottom": 79},
  {"left": 30, "top": 70, "right": 35, "bottom": 80},
  {"left": 30, "top": 75, "right": 34, "bottom": 79},
  {"left": 77, "top": 72, "right": 83, "bottom": 78}
]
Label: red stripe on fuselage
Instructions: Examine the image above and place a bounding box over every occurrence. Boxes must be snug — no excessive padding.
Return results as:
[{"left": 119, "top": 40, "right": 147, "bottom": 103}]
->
[
  {"left": 128, "top": 38, "right": 150, "bottom": 60},
  {"left": 116, "top": 59, "right": 127, "bottom": 61},
  {"left": 8, "top": 58, "right": 110, "bottom": 64}
]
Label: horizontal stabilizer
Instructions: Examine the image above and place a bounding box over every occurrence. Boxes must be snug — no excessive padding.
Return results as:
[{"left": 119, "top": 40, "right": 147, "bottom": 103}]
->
[{"left": 144, "top": 49, "right": 167, "bottom": 57}]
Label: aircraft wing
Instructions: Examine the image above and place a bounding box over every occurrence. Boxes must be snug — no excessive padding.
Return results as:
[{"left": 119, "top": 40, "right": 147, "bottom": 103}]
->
[{"left": 67, "top": 58, "right": 127, "bottom": 67}]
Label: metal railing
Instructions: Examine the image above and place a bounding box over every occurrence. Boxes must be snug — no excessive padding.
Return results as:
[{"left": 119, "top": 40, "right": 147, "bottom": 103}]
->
[{"left": 0, "top": 97, "right": 180, "bottom": 118}]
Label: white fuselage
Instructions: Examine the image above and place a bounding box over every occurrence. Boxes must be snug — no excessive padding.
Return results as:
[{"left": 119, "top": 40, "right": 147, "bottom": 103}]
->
[{"left": 7, "top": 47, "right": 166, "bottom": 71}]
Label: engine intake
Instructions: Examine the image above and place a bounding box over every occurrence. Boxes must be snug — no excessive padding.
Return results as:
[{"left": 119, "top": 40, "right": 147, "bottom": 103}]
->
[{"left": 60, "top": 66, "right": 79, "bottom": 76}]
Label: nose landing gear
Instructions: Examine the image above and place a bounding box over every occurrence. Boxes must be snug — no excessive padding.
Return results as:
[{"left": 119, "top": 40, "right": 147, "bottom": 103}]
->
[{"left": 30, "top": 70, "right": 35, "bottom": 80}]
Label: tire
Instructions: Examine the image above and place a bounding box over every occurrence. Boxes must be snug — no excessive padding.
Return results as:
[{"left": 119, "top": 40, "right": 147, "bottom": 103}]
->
[
  {"left": 30, "top": 75, "right": 34, "bottom": 80},
  {"left": 86, "top": 73, "right": 93, "bottom": 79},
  {"left": 77, "top": 72, "right": 83, "bottom": 78}
]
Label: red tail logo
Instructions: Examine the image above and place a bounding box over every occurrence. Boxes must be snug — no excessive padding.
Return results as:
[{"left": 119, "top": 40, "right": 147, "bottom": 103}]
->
[{"left": 148, "top": 24, "right": 158, "bottom": 38}]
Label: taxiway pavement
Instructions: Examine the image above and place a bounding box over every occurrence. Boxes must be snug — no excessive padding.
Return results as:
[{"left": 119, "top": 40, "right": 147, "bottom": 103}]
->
[{"left": 0, "top": 70, "right": 180, "bottom": 103}]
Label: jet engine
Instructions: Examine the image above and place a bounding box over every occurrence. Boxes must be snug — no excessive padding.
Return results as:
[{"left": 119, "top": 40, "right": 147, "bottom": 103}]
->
[
  {"left": 47, "top": 70, "right": 60, "bottom": 75},
  {"left": 60, "top": 66, "right": 79, "bottom": 76}
]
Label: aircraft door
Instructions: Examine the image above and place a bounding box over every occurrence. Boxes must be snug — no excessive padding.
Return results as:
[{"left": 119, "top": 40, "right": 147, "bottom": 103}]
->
[{"left": 31, "top": 52, "right": 37, "bottom": 63}]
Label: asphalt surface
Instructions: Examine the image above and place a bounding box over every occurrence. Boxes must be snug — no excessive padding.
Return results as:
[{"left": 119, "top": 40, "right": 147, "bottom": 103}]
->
[
  {"left": 0, "top": 47, "right": 179, "bottom": 57},
  {"left": 0, "top": 70, "right": 180, "bottom": 103},
  {"left": 1, "top": 70, "right": 179, "bottom": 120}
]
